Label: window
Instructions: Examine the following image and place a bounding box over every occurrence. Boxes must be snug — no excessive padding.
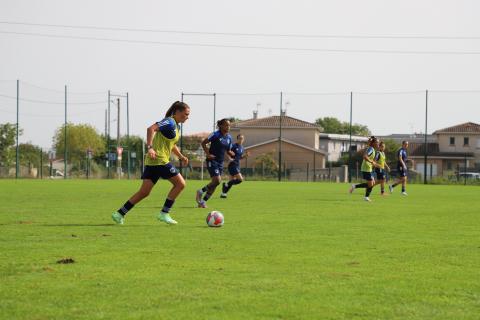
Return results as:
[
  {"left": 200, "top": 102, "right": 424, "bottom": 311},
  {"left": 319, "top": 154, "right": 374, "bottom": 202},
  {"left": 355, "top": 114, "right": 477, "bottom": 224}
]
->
[
  {"left": 447, "top": 161, "right": 452, "bottom": 170},
  {"left": 449, "top": 137, "right": 455, "bottom": 145},
  {"left": 464, "top": 137, "right": 469, "bottom": 146}
]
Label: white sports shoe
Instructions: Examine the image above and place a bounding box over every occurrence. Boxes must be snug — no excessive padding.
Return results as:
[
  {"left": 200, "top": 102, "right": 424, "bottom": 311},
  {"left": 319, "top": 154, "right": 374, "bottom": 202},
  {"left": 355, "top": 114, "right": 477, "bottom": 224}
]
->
[
  {"left": 364, "top": 197, "right": 371, "bottom": 202},
  {"left": 349, "top": 184, "right": 355, "bottom": 194},
  {"left": 388, "top": 185, "right": 393, "bottom": 193},
  {"left": 401, "top": 192, "right": 408, "bottom": 196}
]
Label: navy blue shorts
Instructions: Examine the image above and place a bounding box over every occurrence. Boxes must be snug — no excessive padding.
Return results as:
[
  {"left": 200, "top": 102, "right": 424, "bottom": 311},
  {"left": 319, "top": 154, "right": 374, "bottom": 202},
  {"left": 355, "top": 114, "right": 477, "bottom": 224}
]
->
[
  {"left": 362, "top": 171, "right": 374, "bottom": 181},
  {"left": 228, "top": 162, "right": 241, "bottom": 176},
  {"left": 141, "top": 163, "right": 179, "bottom": 184},
  {"left": 207, "top": 160, "right": 223, "bottom": 177},
  {"left": 397, "top": 166, "right": 407, "bottom": 177},
  {"left": 375, "top": 169, "right": 386, "bottom": 180}
]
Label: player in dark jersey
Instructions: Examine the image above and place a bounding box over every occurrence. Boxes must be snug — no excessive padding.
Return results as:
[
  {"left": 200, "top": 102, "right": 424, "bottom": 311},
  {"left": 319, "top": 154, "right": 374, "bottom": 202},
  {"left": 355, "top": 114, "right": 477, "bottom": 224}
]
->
[
  {"left": 111, "top": 101, "right": 190, "bottom": 225},
  {"left": 389, "top": 140, "right": 409, "bottom": 195},
  {"left": 221, "top": 134, "right": 250, "bottom": 198},
  {"left": 196, "top": 119, "right": 235, "bottom": 208},
  {"left": 349, "top": 136, "right": 380, "bottom": 201}
]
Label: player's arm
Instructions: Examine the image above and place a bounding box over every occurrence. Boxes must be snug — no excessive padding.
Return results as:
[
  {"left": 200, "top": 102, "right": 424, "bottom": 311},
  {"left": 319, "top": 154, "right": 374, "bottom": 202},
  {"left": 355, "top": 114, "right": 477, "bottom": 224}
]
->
[
  {"left": 146, "top": 123, "right": 158, "bottom": 159},
  {"left": 363, "top": 149, "right": 378, "bottom": 168},
  {"left": 171, "top": 145, "right": 188, "bottom": 166},
  {"left": 398, "top": 151, "right": 406, "bottom": 169},
  {"left": 385, "top": 162, "right": 391, "bottom": 171},
  {"left": 241, "top": 151, "right": 250, "bottom": 159},
  {"left": 201, "top": 137, "right": 215, "bottom": 160},
  {"left": 227, "top": 141, "right": 235, "bottom": 157}
]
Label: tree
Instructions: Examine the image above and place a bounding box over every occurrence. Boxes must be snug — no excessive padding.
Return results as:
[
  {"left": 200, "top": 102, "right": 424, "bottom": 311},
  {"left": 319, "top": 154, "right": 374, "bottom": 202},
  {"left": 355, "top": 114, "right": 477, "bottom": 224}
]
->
[
  {"left": 315, "top": 117, "right": 370, "bottom": 136},
  {"left": 18, "top": 143, "right": 47, "bottom": 166},
  {"left": 254, "top": 152, "right": 278, "bottom": 177},
  {"left": 0, "top": 123, "right": 22, "bottom": 166},
  {"left": 53, "top": 123, "right": 105, "bottom": 163}
]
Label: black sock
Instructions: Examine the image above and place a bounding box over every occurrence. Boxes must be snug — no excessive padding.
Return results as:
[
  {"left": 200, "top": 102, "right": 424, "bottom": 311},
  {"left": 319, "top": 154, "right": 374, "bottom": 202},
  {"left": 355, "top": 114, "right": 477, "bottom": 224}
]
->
[
  {"left": 203, "top": 193, "right": 212, "bottom": 202},
  {"left": 402, "top": 186, "right": 406, "bottom": 193},
  {"left": 381, "top": 187, "right": 385, "bottom": 194},
  {"left": 201, "top": 186, "right": 208, "bottom": 193},
  {"left": 392, "top": 183, "right": 398, "bottom": 188},
  {"left": 366, "top": 187, "right": 372, "bottom": 197},
  {"left": 162, "top": 198, "right": 175, "bottom": 213},
  {"left": 225, "top": 179, "right": 242, "bottom": 193},
  {"left": 117, "top": 200, "right": 134, "bottom": 216},
  {"left": 355, "top": 183, "right": 368, "bottom": 188}
]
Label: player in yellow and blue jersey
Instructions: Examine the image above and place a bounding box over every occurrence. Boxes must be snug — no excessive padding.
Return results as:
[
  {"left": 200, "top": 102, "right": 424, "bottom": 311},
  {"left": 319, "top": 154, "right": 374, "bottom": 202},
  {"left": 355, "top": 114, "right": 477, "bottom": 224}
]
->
[
  {"left": 196, "top": 119, "right": 235, "bottom": 208},
  {"left": 349, "top": 136, "right": 380, "bottom": 201},
  {"left": 111, "top": 101, "right": 190, "bottom": 225},
  {"left": 221, "top": 133, "right": 250, "bottom": 198},
  {"left": 374, "top": 141, "right": 390, "bottom": 195}
]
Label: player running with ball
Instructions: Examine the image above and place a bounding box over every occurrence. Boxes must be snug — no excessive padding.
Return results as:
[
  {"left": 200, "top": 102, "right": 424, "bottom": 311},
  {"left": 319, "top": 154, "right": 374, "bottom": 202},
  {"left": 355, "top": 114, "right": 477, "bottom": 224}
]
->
[{"left": 111, "top": 101, "right": 190, "bottom": 225}]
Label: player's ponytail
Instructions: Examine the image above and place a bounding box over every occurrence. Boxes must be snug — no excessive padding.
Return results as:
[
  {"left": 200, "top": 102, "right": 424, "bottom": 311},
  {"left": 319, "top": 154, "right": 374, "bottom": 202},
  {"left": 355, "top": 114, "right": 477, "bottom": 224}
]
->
[{"left": 165, "top": 101, "right": 189, "bottom": 118}]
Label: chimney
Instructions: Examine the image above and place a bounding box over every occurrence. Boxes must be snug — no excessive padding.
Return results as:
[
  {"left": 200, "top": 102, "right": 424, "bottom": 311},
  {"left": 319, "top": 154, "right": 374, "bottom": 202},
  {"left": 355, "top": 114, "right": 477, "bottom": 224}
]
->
[{"left": 253, "top": 110, "right": 258, "bottom": 119}]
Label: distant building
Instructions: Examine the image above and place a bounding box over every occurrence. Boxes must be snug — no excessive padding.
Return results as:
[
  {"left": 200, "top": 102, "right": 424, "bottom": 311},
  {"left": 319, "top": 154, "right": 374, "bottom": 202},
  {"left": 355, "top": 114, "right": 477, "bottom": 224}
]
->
[
  {"left": 230, "top": 113, "right": 326, "bottom": 170},
  {"left": 319, "top": 133, "right": 368, "bottom": 162}
]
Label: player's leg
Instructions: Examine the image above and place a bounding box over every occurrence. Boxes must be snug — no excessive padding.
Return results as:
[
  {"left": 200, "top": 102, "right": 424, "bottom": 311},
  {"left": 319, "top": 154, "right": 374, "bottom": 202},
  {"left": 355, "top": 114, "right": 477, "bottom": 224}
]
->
[
  {"left": 112, "top": 179, "right": 155, "bottom": 224},
  {"left": 158, "top": 173, "right": 186, "bottom": 225}
]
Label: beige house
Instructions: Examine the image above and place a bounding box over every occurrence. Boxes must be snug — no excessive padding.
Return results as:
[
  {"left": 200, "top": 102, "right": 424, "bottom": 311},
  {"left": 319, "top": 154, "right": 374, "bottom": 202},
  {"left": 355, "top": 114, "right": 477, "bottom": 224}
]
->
[
  {"left": 230, "top": 114, "right": 326, "bottom": 171},
  {"left": 409, "top": 122, "right": 479, "bottom": 177}
]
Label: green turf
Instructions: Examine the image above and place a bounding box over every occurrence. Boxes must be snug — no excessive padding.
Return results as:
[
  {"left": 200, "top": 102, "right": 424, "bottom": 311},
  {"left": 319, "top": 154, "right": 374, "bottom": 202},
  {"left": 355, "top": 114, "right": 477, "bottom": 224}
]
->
[{"left": 0, "top": 179, "right": 479, "bottom": 319}]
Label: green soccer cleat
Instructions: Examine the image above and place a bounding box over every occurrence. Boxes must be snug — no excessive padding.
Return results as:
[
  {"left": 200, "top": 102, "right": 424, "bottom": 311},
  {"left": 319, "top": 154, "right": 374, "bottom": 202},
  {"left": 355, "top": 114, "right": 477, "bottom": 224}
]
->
[
  {"left": 112, "top": 212, "right": 125, "bottom": 225},
  {"left": 158, "top": 213, "right": 178, "bottom": 225}
]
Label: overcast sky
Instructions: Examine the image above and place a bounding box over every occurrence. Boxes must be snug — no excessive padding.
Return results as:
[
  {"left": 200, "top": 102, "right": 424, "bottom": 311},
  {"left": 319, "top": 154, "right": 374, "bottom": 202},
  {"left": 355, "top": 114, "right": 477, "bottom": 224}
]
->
[{"left": 1, "top": 0, "right": 480, "bottom": 150}]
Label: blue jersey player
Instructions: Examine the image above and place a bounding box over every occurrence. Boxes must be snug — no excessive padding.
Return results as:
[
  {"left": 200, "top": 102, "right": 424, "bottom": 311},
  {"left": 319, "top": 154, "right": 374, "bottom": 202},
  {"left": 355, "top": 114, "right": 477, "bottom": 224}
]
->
[
  {"left": 389, "top": 140, "right": 409, "bottom": 195},
  {"left": 221, "top": 134, "right": 250, "bottom": 198},
  {"left": 196, "top": 119, "right": 235, "bottom": 208}
]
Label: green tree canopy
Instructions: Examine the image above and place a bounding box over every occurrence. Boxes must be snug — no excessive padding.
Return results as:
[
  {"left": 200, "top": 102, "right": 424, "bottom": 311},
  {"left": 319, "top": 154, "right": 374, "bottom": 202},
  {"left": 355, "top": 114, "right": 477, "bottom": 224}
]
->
[
  {"left": 18, "top": 143, "right": 47, "bottom": 166},
  {"left": 0, "top": 123, "right": 22, "bottom": 166},
  {"left": 53, "top": 123, "right": 105, "bottom": 162},
  {"left": 315, "top": 117, "right": 370, "bottom": 136}
]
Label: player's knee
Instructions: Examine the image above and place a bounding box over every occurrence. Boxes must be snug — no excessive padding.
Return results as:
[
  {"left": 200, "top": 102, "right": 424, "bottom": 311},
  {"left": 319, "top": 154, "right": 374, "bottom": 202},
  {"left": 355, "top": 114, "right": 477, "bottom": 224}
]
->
[{"left": 176, "top": 180, "right": 186, "bottom": 190}]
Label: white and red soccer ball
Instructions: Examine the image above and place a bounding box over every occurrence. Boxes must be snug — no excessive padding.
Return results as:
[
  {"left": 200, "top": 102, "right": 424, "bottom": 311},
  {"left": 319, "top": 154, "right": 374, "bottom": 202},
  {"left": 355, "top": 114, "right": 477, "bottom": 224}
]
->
[{"left": 206, "top": 211, "right": 224, "bottom": 227}]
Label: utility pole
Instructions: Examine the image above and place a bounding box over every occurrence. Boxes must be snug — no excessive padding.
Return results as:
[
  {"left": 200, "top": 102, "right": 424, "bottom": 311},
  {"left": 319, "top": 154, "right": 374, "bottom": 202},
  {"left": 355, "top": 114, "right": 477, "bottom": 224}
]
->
[
  {"left": 117, "top": 98, "right": 121, "bottom": 179},
  {"left": 278, "top": 92, "right": 283, "bottom": 182}
]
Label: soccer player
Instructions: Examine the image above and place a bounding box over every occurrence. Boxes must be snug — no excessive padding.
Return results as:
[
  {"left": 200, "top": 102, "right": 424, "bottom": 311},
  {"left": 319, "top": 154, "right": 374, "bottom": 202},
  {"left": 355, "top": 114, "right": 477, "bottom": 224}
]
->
[
  {"left": 196, "top": 119, "right": 235, "bottom": 208},
  {"left": 389, "top": 140, "right": 409, "bottom": 195},
  {"left": 111, "top": 101, "right": 190, "bottom": 225},
  {"left": 349, "top": 136, "right": 380, "bottom": 201},
  {"left": 221, "top": 133, "right": 250, "bottom": 198},
  {"left": 374, "top": 141, "right": 390, "bottom": 195}
]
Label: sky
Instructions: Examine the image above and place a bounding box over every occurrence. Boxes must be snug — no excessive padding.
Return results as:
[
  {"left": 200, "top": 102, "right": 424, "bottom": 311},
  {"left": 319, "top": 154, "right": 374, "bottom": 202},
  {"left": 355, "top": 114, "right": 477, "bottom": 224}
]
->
[{"left": 1, "top": 0, "right": 480, "bottom": 150}]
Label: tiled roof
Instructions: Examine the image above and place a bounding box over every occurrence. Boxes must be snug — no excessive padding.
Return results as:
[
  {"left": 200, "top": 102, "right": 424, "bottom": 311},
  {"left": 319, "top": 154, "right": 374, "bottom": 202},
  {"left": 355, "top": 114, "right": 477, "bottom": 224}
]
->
[
  {"left": 232, "top": 116, "right": 321, "bottom": 130},
  {"left": 433, "top": 122, "right": 480, "bottom": 134},
  {"left": 409, "top": 142, "right": 474, "bottom": 158}
]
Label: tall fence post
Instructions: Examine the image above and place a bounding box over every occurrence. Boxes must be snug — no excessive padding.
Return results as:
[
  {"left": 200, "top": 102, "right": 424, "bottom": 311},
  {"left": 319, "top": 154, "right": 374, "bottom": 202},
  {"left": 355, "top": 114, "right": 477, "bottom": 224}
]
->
[
  {"left": 348, "top": 91, "right": 353, "bottom": 183},
  {"left": 16, "top": 80, "right": 19, "bottom": 179},
  {"left": 424, "top": 90, "right": 428, "bottom": 184},
  {"left": 278, "top": 92, "right": 283, "bottom": 182},
  {"left": 64, "top": 85, "right": 67, "bottom": 179}
]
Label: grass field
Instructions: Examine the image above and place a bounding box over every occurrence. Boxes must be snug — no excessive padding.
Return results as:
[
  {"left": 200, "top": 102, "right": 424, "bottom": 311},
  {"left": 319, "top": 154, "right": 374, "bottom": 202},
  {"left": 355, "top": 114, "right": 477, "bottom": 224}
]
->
[{"left": 0, "top": 179, "right": 479, "bottom": 320}]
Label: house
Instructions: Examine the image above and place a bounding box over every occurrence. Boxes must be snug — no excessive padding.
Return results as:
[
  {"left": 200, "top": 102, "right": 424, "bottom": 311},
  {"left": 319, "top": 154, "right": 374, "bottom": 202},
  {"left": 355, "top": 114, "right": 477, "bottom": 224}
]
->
[
  {"left": 230, "top": 113, "right": 326, "bottom": 171},
  {"left": 319, "top": 133, "right": 369, "bottom": 162},
  {"left": 408, "top": 122, "right": 480, "bottom": 177}
]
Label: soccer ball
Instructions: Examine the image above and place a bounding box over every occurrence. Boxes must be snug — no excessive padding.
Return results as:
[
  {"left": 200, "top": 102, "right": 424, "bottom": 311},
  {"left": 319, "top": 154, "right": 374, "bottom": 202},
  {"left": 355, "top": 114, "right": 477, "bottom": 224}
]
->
[{"left": 206, "top": 211, "right": 224, "bottom": 227}]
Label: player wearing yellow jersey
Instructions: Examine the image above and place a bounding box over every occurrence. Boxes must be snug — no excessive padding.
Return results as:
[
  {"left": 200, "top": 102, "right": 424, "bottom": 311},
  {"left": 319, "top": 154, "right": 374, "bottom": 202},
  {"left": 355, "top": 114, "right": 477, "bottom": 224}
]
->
[
  {"left": 349, "top": 136, "right": 380, "bottom": 201},
  {"left": 112, "top": 101, "right": 190, "bottom": 225},
  {"left": 374, "top": 141, "right": 390, "bottom": 195}
]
